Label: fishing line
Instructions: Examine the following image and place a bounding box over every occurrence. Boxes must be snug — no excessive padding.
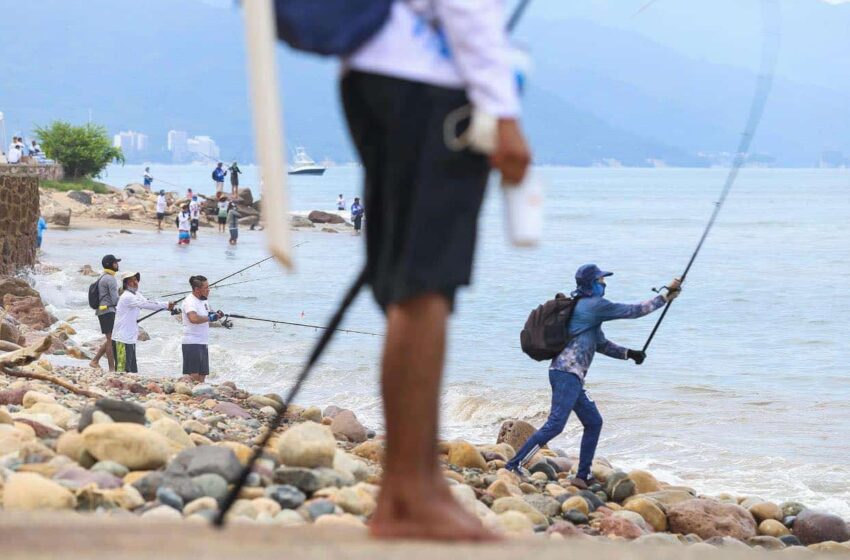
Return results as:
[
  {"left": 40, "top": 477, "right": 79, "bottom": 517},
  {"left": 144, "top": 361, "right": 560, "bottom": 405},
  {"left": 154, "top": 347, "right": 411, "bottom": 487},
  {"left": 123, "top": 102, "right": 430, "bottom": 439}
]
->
[
  {"left": 641, "top": 0, "right": 781, "bottom": 354},
  {"left": 225, "top": 313, "right": 381, "bottom": 337},
  {"left": 216, "top": 0, "right": 536, "bottom": 527}
]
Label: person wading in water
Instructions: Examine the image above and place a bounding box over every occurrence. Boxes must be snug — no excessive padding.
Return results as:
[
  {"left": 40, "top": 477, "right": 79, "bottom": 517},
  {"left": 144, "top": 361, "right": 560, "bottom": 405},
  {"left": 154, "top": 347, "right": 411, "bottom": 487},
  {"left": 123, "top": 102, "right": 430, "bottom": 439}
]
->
[{"left": 505, "top": 264, "right": 682, "bottom": 487}]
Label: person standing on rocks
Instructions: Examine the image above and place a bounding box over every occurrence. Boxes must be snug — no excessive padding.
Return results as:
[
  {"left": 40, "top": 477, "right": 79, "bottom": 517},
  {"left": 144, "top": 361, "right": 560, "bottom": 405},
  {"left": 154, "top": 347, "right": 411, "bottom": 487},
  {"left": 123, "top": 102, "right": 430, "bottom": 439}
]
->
[
  {"left": 505, "top": 264, "right": 682, "bottom": 487},
  {"left": 143, "top": 167, "right": 154, "bottom": 191},
  {"left": 112, "top": 271, "right": 174, "bottom": 373},
  {"left": 217, "top": 195, "right": 229, "bottom": 234},
  {"left": 181, "top": 275, "right": 223, "bottom": 382},
  {"left": 340, "top": 0, "right": 529, "bottom": 541},
  {"left": 155, "top": 190, "right": 168, "bottom": 231},
  {"left": 213, "top": 162, "right": 227, "bottom": 195},
  {"left": 337, "top": 194, "right": 346, "bottom": 211},
  {"left": 228, "top": 161, "right": 241, "bottom": 197},
  {"left": 177, "top": 204, "right": 192, "bottom": 245},
  {"left": 350, "top": 197, "right": 364, "bottom": 234},
  {"left": 89, "top": 254, "right": 121, "bottom": 371}
]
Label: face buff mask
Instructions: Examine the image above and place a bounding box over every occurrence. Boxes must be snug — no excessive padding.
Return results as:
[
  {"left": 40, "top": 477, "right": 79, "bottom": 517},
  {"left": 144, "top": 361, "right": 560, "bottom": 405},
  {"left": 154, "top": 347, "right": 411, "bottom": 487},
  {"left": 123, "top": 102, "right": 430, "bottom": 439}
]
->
[{"left": 591, "top": 279, "right": 606, "bottom": 297}]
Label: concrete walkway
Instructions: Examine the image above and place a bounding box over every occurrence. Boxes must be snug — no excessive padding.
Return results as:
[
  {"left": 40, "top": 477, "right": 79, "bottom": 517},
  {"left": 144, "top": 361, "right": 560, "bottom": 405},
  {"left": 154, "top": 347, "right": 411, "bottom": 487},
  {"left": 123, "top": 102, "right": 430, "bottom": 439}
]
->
[{"left": 0, "top": 513, "right": 805, "bottom": 560}]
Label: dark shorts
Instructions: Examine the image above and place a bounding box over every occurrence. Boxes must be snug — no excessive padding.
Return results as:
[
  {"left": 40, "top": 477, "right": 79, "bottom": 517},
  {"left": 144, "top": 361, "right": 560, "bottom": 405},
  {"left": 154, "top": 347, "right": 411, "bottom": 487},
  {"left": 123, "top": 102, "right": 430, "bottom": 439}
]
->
[
  {"left": 218, "top": 216, "right": 227, "bottom": 225},
  {"left": 229, "top": 228, "right": 238, "bottom": 241},
  {"left": 190, "top": 219, "right": 199, "bottom": 232},
  {"left": 341, "top": 71, "right": 489, "bottom": 310},
  {"left": 98, "top": 312, "right": 115, "bottom": 334},
  {"left": 156, "top": 212, "right": 165, "bottom": 220},
  {"left": 353, "top": 215, "right": 363, "bottom": 231},
  {"left": 182, "top": 344, "right": 209, "bottom": 375},
  {"left": 112, "top": 341, "right": 138, "bottom": 373}
]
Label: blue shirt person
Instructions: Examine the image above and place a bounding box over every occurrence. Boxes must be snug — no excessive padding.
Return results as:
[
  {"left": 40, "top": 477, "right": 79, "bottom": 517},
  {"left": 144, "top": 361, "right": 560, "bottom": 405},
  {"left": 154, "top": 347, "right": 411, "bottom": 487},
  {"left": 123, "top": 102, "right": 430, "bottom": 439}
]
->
[
  {"left": 36, "top": 216, "right": 47, "bottom": 248},
  {"left": 506, "top": 264, "right": 682, "bottom": 485},
  {"left": 350, "top": 198, "right": 365, "bottom": 232}
]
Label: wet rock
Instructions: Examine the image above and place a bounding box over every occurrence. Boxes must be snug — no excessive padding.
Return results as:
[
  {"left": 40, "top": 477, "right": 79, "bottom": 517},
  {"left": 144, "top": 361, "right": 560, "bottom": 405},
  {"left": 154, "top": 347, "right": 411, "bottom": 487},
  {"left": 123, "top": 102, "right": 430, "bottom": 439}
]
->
[
  {"left": 750, "top": 501, "right": 783, "bottom": 523},
  {"left": 277, "top": 422, "right": 336, "bottom": 469},
  {"left": 330, "top": 409, "right": 367, "bottom": 443},
  {"left": 561, "top": 495, "right": 590, "bottom": 516},
  {"left": 579, "top": 489, "right": 606, "bottom": 512},
  {"left": 667, "top": 498, "right": 757, "bottom": 540},
  {"left": 496, "top": 419, "right": 537, "bottom": 452},
  {"left": 625, "top": 497, "right": 668, "bottom": 532},
  {"left": 564, "top": 509, "right": 589, "bottom": 525},
  {"left": 2, "top": 295, "right": 53, "bottom": 330},
  {"left": 79, "top": 399, "right": 145, "bottom": 430},
  {"left": 274, "top": 467, "right": 322, "bottom": 494},
  {"left": 627, "top": 470, "right": 661, "bottom": 494},
  {"left": 792, "top": 509, "right": 850, "bottom": 545},
  {"left": 266, "top": 484, "right": 306, "bottom": 509},
  {"left": 167, "top": 446, "right": 242, "bottom": 483},
  {"left": 529, "top": 461, "right": 558, "bottom": 481},
  {"left": 759, "top": 518, "right": 791, "bottom": 537},
  {"left": 779, "top": 535, "right": 803, "bottom": 547},
  {"left": 604, "top": 471, "right": 636, "bottom": 503},
  {"left": 156, "top": 486, "right": 184, "bottom": 511},
  {"left": 307, "top": 210, "right": 345, "bottom": 224},
  {"left": 781, "top": 502, "right": 807, "bottom": 518},
  {"left": 82, "top": 423, "right": 171, "bottom": 470},
  {"left": 3, "top": 472, "right": 77, "bottom": 511}
]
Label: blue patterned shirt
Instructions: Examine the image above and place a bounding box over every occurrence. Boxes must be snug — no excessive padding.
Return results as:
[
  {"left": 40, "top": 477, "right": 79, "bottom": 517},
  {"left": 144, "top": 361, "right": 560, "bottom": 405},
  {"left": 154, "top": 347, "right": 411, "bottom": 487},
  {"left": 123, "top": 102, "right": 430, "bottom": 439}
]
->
[{"left": 551, "top": 295, "right": 666, "bottom": 382}]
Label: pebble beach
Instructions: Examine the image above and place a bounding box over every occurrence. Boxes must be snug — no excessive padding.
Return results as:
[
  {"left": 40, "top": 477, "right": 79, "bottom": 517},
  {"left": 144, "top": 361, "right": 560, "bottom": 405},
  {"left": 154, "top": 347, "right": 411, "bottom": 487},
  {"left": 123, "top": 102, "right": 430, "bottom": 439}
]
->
[{"left": 2, "top": 276, "right": 850, "bottom": 555}]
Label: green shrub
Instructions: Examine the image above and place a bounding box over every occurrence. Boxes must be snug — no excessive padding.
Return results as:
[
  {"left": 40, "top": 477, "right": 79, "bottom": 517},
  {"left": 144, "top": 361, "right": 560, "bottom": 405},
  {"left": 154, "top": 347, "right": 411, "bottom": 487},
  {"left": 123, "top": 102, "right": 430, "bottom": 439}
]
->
[{"left": 34, "top": 121, "right": 124, "bottom": 179}]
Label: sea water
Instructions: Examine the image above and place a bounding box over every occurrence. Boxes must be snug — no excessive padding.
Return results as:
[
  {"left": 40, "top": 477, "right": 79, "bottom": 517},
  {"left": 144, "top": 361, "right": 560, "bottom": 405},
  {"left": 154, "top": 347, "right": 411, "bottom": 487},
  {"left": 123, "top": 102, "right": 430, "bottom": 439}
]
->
[{"left": 35, "top": 164, "right": 850, "bottom": 515}]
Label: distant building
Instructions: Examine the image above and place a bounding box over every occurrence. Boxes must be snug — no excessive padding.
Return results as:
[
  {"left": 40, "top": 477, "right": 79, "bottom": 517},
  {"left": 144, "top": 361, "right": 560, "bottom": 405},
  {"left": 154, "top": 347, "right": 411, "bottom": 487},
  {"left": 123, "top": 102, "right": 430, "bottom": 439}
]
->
[
  {"left": 112, "top": 130, "right": 149, "bottom": 162},
  {"left": 167, "top": 129, "right": 189, "bottom": 163},
  {"left": 186, "top": 135, "right": 220, "bottom": 161}
]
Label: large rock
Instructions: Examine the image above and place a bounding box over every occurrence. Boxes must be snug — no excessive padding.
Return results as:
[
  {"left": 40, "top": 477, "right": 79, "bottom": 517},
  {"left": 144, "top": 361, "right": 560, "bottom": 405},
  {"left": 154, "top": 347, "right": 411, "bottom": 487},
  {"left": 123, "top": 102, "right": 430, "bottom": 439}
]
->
[
  {"left": 291, "top": 215, "right": 315, "bottom": 228},
  {"left": 604, "top": 471, "right": 636, "bottom": 503},
  {"left": 598, "top": 516, "right": 644, "bottom": 539},
  {"left": 749, "top": 501, "right": 783, "bottom": 523},
  {"left": 236, "top": 188, "right": 254, "bottom": 206},
  {"left": 2, "top": 295, "right": 53, "bottom": 330},
  {"left": 48, "top": 209, "right": 71, "bottom": 226},
  {"left": 447, "top": 441, "right": 487, "bottom": 470},
  {"left": 307, "top": 210, "right": 345, "bottom": 224},
  {"left": 330, "top": 410, "right": 367, "bottom": 443},
  {"left": 132, "top": 471, "right": 204, "bottom": 503},
  {"left": 26, "top": 402, "right": 75, "bottom": 429},
  {"left": 67, "top": 190, "right": 92, "bottom": 205},
  {"left": 625, "top": 497, "right": 668, "bottom": 532},
  {"left": 277, "top": 421, "right": 336, "bottom": 468},
  {"left": 627, "top": 470, "right": 661, "bottom": 494},
  {"left": 82, "top": 423, "right": 171, "bottom": 470},
  {"left": 625, "top": 489, "right": 696, "bottom": 508},
  {"left": 166, "top": 446, "right": 242, "bottom": 483},
  {"left": 792, "top": 509, "right": 850, "bottom": 545},
  {"left": 667, "top": 498, "right": 757, "bottom": 540},
  {"left": 0, "top": 387, "right": 28, "bottom": 406},
  {"left": 79, "top": 399, "right": 146, "bottom": 431},
  {"left": 3, "top": 472, "right": 77, "bottom": 511},
  {"left": 352, "top": 440, "right": 384, "bottom": 464},
  {"left": 150, "top": 417, "right": 196, "bottom": 451},
  {"left": 496, "top": 419, "right": 537, "bottom": 452},
  {"left": 0, "top": 277, "right": 40, "bottom": 301}
]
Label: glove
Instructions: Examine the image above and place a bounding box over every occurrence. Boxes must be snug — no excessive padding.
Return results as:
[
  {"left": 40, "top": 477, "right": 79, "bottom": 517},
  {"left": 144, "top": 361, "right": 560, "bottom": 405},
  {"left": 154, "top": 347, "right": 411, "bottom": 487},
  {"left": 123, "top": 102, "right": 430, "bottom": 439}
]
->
[
  {"left": 663, "top": 277, "right": 683, "bottom": 302},
  {"left": 207, "top": 312, "right": 220, "bottom": 323},
  {"left": 626, "top": 349, "right": 646, "bottom": 365}
]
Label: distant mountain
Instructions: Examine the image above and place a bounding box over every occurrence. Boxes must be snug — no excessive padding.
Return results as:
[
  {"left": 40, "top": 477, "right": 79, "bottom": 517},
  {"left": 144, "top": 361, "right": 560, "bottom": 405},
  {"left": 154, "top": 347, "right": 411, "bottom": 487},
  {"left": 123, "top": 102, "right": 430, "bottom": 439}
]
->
[{"left": 2, "top": 0, "right": 849, "bottom": 166}]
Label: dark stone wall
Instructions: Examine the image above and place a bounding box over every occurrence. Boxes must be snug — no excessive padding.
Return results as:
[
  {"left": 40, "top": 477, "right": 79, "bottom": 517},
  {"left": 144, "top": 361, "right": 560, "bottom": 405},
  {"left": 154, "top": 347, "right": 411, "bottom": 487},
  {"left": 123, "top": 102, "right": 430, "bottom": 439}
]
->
[{"left": 0, "top": 175, "right": 40, "bottom": 275}]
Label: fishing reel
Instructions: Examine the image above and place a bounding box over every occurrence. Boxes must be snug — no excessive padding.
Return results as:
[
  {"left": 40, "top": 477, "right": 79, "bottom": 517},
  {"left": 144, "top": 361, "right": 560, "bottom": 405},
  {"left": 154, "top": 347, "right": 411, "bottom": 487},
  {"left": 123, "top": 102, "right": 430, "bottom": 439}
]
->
[
  {"left": 170, "top": 307, "right": 182, "bottom": 316},
  {"left": 220, "top": 314, "right": 234, "bottom": 329}
]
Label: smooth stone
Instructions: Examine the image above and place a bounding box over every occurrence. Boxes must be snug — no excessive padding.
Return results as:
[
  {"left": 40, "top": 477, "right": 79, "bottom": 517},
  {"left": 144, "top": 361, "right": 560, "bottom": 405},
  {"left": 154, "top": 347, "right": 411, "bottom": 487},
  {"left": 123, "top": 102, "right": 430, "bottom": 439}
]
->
[
  {"left": 266, "top": 484, "right": 306, "bottom": 509},
  {"left": 274, "top": 467, "right": 322, "bottom": 494},
  {"left": 447, "top": 441, "right": 487, "bottom": 470},
  {"left": 524, "top": 493, "right": 561, "bottom": 517},
  {"left": 79, "top": 399, "right": 146, "bottom": 431},
  {"left": 211, "top": 401, "right": 250, "bottom": 419},
  {"left": 215, "top": 441, "right": 253, "bottom": 465},
  {"left": 300, "top": 406, "right": 322, "bottom": 423},
  {"left": 667, "top": 498, "right": 757, "bottom": 540},
  {"left": 252, "top": 497, "right": 282, "bottom": 517},
  {"left": 191, "top": 384, "right": 216, "bottom": 397},
  {"left": 133, "top": 472, "right": 203, "bottom": 503},
  {"left": 352, "top": 440, "right": 384, "bottom": 463},
  {"left": 333, "top": 450, "right": 369, "bottom": 483},
  {"left": 26, "top": 403, "right": 75, "bottom": 429},
  {"left": 598, "top": 516, "right": 644, "bottom": 539},
  {"left": 579, "top": 489, "right": 606, "bottom": 512},
  {"left": 529, "top": 461, "right": 558, "bottom": 481},
  {"left": 22, "top": 390, "right": 56, "bottom": 408},
  {"left": 3, "top": 472, "right": 77, "bottom": 510},
  {"left": 313, "top": 513, "right": 368, "bottom": 532},
  {"left": 314, "top": 466, "right": 354, "bottom": 489},
  {"left": 156, "top": 486, "right": 185, "bottom": 511},
  {"left": 141, "top": 504, "right": 182, "bottom": 520},
  {"left": 192, "top": 473, "right": 229, "bottom": 502},
  {"left": 750, "top": 501, "right": 784, "bottom": 523},
  {"left": 305, "top": 499, "right": 336, "bottom": 520},
  {"left": 334, "top": 485, "right": 377, "bottom": 516},
  {"left": 492, "top": 496, "right": 549, "bottom": 528},
  {"left": 246, "top": 395, "right": 281, "bottom": 411},
  {"left": 564, "top": 509, "right": 589, "bottom": 525},
  {"left": 635, "top": 533, "right": 683, "bottom": 546},
  {"left": 82, "top": 423, "right": 171, "bottom": 470},
  {"left": 625, "top": 497, "right": 668, "bottom": 532},
  {"left": 747, "top": 535, "right": 787, "bottom": 550},
  {"left": 612, "top": 509, "right": 651, "bottom": 532},
  {"left": 276, "top": 422, "right": 336, "bottom": 469},
  {"left": 546, "top": 520, "right": 582, "bottom": 538},
  {"left": 704, "top": 536, "right": 750, "bottom": 549},
  {"left": 781, "top": 502, "right": 807, "bottom": 518},
  {"left": 181, "top": 419, "right": 209, "bottom": 435},
  {"left": 183, "top": 496, "right": 218, "bottom": 516},
  {"left": 627, "top": 470, "right": 661, "bottom": 494},
  {"left": 53, "top": 465, "right": 123, "bottom": 489},
  {"left": 808, "top": 542, "right": 850, "bottom": 554},
  {"left": 275, "top": 509, "right": 307, "bottom": 526},
  {"left": 329, "top": 409, "right": 367, "bottom": 443},
  {"left": 497, "top": 510, "right": 535, "bottom": 536},
  {"left": 793, "top": 509, "right": 850, "bottom": 545},
  {"left": 496, "top": 419, "right": 537, "bottom": 452},
  {"left": 760, "top": 519, "right": 792, "bottom": 537},
  {"left": 150, "top": 417, "right": 195, "bottom": 451},
  {"left": 167, "top": 446, "right": 242, "bottom": 482},
  {"left": 784, "top": 515, "right": 798, "bottom": 528},
  {"left": 625, "top": 489, "right": 696, "bottom": 507},
  {"left": 561, "top": 496, "right": 590, "bottom": 516},
  {"left": 780, "top": 535, "right": 803, "bottom": 547},
  {"left": 604, "top": 471, "right": 636, "bottom": 503},
  {"left": 174, "top": 383, "right": 193, "bottom": 396}
]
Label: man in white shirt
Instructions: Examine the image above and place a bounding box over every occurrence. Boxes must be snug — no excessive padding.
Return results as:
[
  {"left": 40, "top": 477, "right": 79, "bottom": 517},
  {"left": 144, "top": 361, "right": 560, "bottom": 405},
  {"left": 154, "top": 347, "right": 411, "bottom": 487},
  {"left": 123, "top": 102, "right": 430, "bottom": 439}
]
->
[
  {"left": 342, "top": 0, "right": 531, "bottom": 540},
  {"left": 155, "top": 190, "right": 168, "bottom": 231},
  {"left": 7, "top": 141, "right": 22, "bottom": 164},
  {"left": 177, "top": 205, "right": 191, "bottom": 245},
  {"left": 189, "top": 196, "right": 201, "bottom": 239},
  {"left": 181, "top": 275, "right": 223, "bottom": 382},
  {"left": 337, "top": 194, "right": 346, "bottom": 211},
  {"left": 112, "top": 271, "right": 174, "bottom": 373}
]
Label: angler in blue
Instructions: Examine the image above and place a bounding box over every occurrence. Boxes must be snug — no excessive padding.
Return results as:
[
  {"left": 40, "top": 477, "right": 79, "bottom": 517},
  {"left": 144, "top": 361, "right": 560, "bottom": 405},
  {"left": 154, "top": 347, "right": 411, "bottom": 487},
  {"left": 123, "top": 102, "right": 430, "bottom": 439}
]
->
[{"left": 506, "top": 264, "right": 682, "bottom": 486}]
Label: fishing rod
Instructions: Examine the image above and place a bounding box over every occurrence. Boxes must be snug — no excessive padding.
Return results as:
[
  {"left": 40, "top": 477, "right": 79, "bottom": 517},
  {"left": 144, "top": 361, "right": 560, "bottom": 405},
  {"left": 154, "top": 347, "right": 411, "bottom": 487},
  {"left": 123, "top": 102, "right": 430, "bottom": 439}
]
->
[
  {"left": 225, "top": 312, "right": 381, "bottom": 337},
  {"left": 641, "top": 0, "right": 780, "bottom": 354},
  {"left": 137, "top": 254, "right": 276, "bottom": 323},
  {"left": 216, "top": 0, "right": 538, "bottom": 528}
]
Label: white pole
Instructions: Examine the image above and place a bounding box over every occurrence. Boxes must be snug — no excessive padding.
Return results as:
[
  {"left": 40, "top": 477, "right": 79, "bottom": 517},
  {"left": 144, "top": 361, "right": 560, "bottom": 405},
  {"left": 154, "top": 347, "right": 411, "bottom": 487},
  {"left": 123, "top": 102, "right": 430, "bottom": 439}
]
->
[
  {"left": 0, "top": 111, "right": 6, "bottom": 153},
  {"left": 242, "top": 0, "right": 292, "bottom": 269}
]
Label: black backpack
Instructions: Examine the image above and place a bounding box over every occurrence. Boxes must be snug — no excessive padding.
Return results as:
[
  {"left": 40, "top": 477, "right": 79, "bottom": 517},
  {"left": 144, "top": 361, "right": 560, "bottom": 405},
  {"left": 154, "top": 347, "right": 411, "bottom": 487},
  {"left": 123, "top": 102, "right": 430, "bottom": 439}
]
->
[
  {"left": 211, "top": 170, "right": 217, "bottom": 180},
  {"left": 520, "top": 293, "right": 580, "bottom": 361},
  {"left": 87, "top": 275, "right": 104, "bottom": 310}
]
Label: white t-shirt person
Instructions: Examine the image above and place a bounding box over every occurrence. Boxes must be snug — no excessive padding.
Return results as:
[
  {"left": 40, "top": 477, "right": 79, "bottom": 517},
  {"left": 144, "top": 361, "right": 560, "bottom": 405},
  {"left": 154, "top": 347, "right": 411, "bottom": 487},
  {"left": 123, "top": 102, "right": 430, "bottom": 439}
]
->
[
  {"left": 177, "top": 211, "right": 191, "bottom": 232},
  {"left": 113, "top": 289, "right": 169, "bottom": 345},
  {"left": 182, "top": 293, "right": 212, "bottom": 345},
  {"left": 156, "top": 195, "right": 168, "bottom": 214}
]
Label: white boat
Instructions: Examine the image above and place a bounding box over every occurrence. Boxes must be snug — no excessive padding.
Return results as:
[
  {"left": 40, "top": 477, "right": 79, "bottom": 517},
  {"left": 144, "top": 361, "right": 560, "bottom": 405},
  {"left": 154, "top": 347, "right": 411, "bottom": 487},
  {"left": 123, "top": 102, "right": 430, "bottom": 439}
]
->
[{"left": 288, "top": 147, "right": 326, "bottom": 175}]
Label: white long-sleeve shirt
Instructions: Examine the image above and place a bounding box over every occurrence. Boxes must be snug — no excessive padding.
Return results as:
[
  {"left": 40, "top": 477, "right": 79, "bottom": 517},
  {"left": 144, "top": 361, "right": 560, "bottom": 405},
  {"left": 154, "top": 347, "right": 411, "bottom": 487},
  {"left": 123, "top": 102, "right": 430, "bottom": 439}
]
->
[
  {"left": 347, "top": 0, "right": 520, "bottom": 118},
  {"left": 112, "top": 289, "right": 168, "bottom": 345}
]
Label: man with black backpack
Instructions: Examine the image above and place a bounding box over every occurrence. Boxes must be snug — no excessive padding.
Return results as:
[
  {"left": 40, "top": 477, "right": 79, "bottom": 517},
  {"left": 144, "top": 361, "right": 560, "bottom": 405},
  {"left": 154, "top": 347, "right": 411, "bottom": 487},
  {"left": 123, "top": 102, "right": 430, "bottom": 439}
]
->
[
  {"left": 507, "top": 264, "right": 681, "bottom": 486},
  {"left": 88, "top": 254, "right": 121, "bottom": 371}
]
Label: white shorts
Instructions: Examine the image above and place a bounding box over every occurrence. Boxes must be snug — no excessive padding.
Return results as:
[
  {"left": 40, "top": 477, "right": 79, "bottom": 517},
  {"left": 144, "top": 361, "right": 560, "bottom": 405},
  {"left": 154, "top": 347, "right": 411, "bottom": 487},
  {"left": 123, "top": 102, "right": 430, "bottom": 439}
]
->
[{"left": 215, "top": 182, "right": 224, "bottom": 193}]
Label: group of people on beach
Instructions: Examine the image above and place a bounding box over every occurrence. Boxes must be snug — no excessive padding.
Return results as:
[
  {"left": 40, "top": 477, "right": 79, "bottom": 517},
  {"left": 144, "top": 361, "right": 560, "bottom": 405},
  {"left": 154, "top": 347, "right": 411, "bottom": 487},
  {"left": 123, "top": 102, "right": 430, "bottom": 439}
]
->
[
  {"left": 337, "top": 193, "right": 365, "bottom": 233},
  {"left": 89, "top": 253, "right": 222, "bottom": 381},
  {"left": 2, "top": 137, "right": 41, "bottom": 164}
]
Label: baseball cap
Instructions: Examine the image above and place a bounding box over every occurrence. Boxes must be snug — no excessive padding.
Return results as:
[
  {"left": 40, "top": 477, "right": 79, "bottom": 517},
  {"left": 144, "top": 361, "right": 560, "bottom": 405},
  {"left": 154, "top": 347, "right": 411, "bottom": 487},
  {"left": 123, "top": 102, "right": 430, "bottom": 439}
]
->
[
  {"left": 102, "top": 254, "right": 121, "bottom": 269},
  {"left": 575, "top": 264, "right": 613, "bottom": 286}
]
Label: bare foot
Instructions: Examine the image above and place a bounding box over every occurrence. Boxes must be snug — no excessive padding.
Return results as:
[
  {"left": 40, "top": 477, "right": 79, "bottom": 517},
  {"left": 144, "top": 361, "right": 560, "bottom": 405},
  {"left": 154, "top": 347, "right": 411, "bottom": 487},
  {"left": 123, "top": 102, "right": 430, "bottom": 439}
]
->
[
  {"left": 369, "top": 481, "right": 499, "bottom": 541},
  {"left": 88, "top": 360, "right": 101, "bottom": 370}
]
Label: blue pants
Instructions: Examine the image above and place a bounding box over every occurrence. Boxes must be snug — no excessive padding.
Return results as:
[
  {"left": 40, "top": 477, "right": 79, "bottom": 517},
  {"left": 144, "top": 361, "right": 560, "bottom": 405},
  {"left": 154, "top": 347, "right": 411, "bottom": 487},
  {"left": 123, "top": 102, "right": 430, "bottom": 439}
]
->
[{"left": 506, "top": 370, "right": 603, "bottom": 480}]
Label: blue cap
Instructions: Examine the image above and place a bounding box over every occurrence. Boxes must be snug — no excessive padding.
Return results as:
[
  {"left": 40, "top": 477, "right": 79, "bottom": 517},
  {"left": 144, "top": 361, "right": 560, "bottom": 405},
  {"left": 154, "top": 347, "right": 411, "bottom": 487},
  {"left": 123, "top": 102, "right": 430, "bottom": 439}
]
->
[{"left": 575, "top": 264, "right": 613, "bottom": 287}]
